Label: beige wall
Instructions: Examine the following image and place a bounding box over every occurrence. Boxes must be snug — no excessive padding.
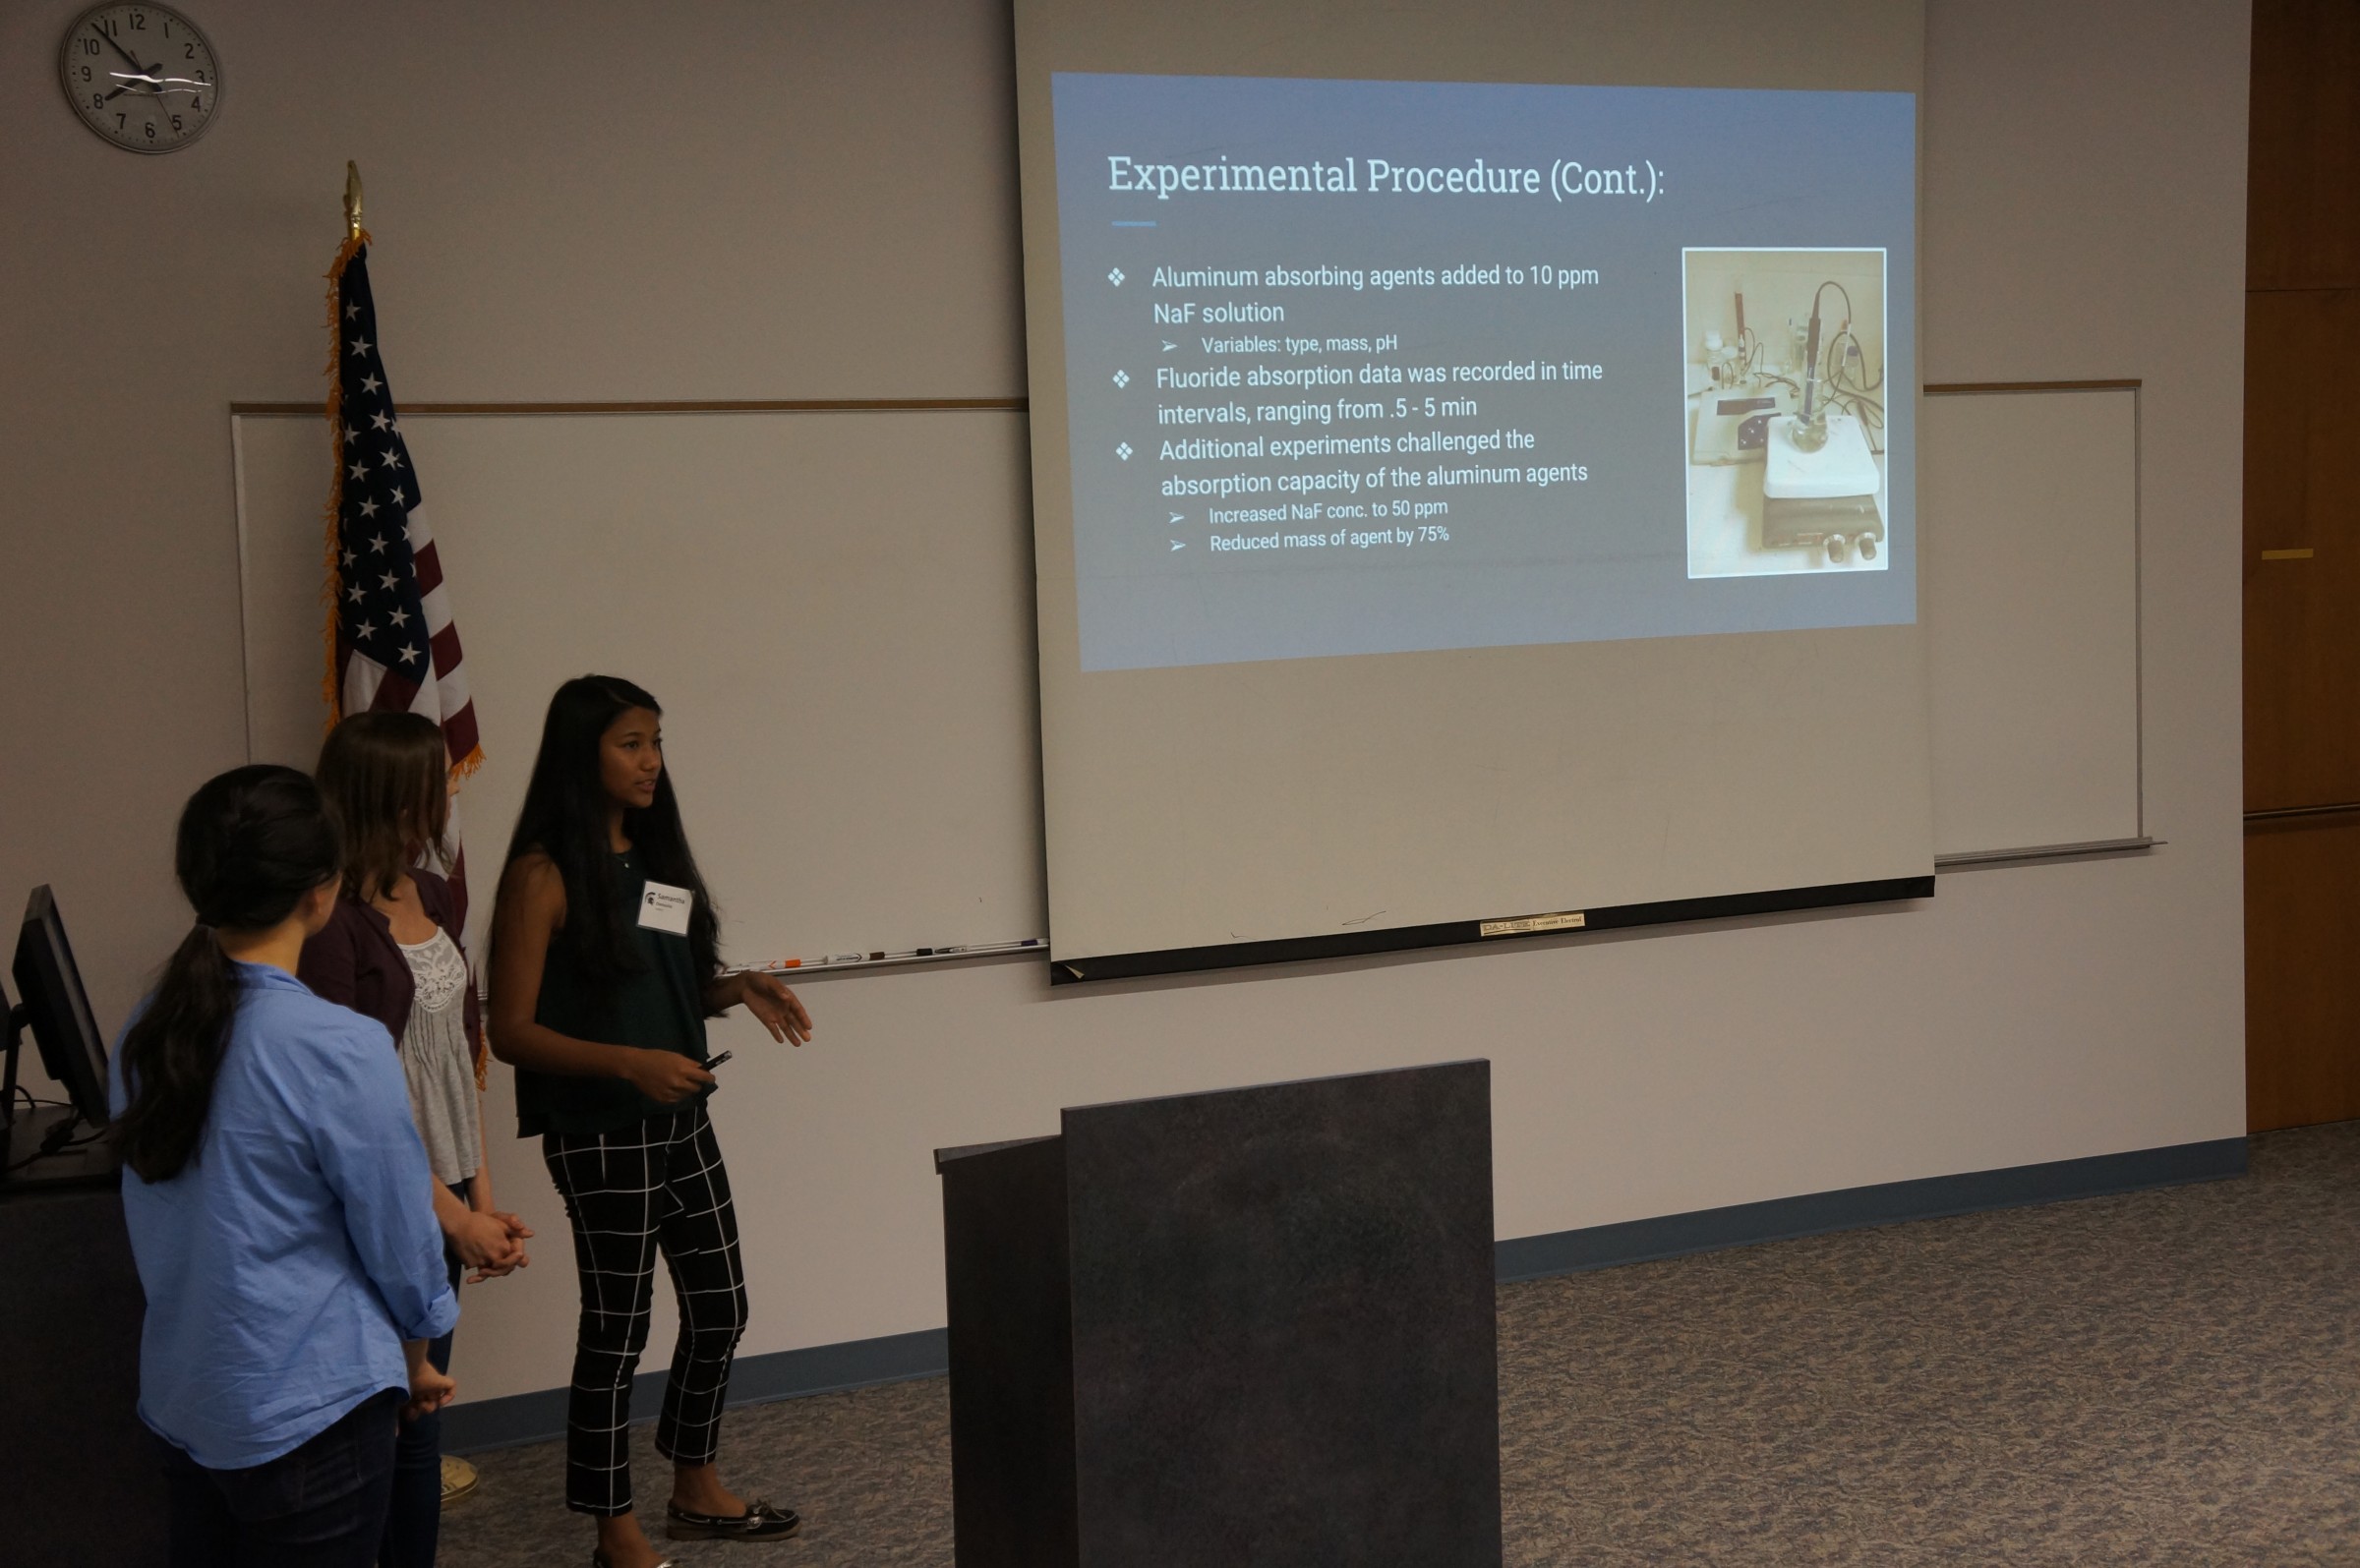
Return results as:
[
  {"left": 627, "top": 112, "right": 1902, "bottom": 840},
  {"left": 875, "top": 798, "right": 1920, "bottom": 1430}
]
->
[
  {"left": 0, "top": 0, "right": 2248, "bottom": 1408},
  {"left": 0, "top": 0, "right": 1024, "bottom": 1076}
]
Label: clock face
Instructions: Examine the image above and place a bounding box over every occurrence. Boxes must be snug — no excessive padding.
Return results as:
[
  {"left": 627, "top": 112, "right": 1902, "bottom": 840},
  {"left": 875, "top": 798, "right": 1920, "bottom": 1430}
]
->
[{"left": 59, "top": 4, "right": 220, "bottom": 154}]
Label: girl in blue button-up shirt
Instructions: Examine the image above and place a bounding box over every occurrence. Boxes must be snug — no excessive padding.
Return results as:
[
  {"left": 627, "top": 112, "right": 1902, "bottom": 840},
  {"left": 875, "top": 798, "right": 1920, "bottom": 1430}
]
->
[{"left": 111, "top": 765, "right": 458, "bottom": 1566}]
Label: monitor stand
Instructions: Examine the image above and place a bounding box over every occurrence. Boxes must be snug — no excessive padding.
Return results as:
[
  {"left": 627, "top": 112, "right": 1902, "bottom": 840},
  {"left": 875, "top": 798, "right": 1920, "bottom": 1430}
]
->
[{"left": 2, "top": 1005, "right": 118, "bottom": 1191}]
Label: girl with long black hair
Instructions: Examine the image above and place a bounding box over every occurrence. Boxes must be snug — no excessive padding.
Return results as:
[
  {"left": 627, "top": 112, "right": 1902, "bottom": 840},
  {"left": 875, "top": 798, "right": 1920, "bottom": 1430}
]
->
[
  {"left": 489, "top": 675, "right": 811, "bottom": 1568},
  {"left": 112, "top": 765, "right": 458, "bottom": 1566}
]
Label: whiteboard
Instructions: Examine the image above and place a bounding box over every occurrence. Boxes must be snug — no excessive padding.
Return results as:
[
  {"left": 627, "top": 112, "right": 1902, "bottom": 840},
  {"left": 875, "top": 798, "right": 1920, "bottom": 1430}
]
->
[
  {"left": 234, "top": 388, "right": 2139, "bottom": 956},
  {"left": 234, "top": 410, "right": 1046, "bottom": 964},
  {"left": 1921, "top": 386, "right": 2141, "bottom": 857}
]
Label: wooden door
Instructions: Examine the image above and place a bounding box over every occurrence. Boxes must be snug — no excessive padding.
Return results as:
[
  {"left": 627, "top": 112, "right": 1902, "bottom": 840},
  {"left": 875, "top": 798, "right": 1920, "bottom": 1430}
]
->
[{"left": 2245, "top": 0, "right": 2360, "bottom": 1131}]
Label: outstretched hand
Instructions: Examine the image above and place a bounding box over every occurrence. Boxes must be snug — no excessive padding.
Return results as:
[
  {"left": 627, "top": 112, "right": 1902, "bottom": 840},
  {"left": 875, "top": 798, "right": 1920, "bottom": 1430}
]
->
[{"left": 733, "top": 971, "right": 813, "bottom": 1047}]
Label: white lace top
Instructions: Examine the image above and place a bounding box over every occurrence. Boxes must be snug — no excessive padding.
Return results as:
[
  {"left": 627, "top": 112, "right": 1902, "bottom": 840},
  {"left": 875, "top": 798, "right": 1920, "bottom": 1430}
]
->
[{"left": 396, "top": 929, "right": 481, "bottom": 1187}]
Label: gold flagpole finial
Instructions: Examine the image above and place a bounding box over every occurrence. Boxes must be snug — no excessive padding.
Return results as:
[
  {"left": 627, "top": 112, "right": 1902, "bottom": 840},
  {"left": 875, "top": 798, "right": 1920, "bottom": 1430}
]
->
[{"left": 343, "top": 161, "right": 364, "bottom": 241}]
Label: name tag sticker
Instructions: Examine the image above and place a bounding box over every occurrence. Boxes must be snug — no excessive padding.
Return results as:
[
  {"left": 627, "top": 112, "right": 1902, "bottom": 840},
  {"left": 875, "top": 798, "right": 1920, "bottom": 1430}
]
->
[{"left": 639, "top": 882, "right": 693, "bottom": 936}]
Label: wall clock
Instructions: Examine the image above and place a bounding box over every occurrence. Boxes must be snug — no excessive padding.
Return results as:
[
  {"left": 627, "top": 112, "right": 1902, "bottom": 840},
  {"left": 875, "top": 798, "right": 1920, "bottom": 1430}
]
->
[{"left": 59, "top": 4, "right": 220, "bottom": 153}]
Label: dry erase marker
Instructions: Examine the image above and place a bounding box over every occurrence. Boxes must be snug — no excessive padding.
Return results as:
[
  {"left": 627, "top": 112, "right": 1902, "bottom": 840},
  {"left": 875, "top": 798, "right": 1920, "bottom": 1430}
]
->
[
  {"left": 705, "top": 1050, "right": 734, "bottom": 1070},
  {"left": 753, "top": 941, "right": 1045, "bottom": 972}
]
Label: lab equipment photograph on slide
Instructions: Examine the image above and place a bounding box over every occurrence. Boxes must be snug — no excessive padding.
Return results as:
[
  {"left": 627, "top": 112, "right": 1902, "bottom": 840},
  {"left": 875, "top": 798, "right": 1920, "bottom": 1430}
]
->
[{"left": 1684, "top": 248, "right": 1888, "bottom": 576}]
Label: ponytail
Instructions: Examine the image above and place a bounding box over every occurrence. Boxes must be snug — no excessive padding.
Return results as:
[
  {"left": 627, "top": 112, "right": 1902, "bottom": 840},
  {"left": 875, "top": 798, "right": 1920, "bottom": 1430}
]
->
[
  {"left": 115, "top": 766, "right": 342, "bottom": 1183},
  {"left": 116, "top": 925, "right": 243, "bottom": 1182}
]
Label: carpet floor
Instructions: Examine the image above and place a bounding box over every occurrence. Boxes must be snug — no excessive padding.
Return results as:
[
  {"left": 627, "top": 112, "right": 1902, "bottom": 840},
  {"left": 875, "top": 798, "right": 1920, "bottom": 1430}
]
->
[{"left": 440, "top": 1122, "right": 2360, "bottom": 1565}]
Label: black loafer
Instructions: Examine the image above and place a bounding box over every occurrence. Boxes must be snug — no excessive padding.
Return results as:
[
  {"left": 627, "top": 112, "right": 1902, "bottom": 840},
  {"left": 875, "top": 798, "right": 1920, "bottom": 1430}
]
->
[{"left": 665, "top": 1497, "right": 801, "bottom": 1541}]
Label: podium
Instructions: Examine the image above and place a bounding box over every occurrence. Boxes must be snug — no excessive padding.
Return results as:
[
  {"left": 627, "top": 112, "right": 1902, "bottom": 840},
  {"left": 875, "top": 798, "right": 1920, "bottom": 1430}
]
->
[
  {"left": 935, "top": 1060, "right": 1501, "bottom": 1567},
  {"left": 0, "top": 1169, "right": 168, "bottom": 1566}
]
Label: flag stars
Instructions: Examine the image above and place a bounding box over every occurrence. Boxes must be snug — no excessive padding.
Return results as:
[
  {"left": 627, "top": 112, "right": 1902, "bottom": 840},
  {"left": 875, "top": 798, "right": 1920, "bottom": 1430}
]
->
[{"left": 335, "top": 274, "right": 462, "bottom": 714}]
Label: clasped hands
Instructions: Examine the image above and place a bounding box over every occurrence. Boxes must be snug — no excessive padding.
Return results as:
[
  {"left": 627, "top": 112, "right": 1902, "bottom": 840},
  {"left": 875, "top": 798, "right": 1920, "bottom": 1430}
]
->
[{"left": 452, "top": 1205, "right": 534, "bottom": 1283}]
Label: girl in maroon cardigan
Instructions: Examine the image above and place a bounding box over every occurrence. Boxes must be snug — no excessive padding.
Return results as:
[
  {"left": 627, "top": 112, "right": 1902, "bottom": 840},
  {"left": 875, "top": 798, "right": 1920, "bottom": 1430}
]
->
[{"left": 302, "top": 711, "right": 533, "bottom": 1568}]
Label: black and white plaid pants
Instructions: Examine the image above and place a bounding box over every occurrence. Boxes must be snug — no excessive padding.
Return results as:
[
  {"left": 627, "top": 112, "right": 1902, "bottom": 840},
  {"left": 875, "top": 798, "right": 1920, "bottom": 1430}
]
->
[{"left": 544, "top": 1101, "right": 749, "bottom": 1517}]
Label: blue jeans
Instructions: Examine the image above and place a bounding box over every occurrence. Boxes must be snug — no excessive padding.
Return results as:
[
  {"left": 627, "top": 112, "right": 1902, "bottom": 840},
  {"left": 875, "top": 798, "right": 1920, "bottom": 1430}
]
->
[
  {"left": 159, "top": 1389, "right": 403, "bottom": 1568},
  {"left": 382, "top": 1194, "right": 467, "bottom": 1568}
]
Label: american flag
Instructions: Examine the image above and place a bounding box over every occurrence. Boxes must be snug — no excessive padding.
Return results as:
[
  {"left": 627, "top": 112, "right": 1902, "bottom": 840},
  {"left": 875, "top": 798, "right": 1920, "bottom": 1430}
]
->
[{"left": 325, "top": 235, "right": 484, "bottom": 935}]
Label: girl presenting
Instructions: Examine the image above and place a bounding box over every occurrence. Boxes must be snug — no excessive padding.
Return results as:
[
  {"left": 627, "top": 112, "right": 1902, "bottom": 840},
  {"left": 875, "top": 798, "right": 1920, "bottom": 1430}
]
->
[{"left": 489, "top": 675, "right": 812, "bottom": 1568}]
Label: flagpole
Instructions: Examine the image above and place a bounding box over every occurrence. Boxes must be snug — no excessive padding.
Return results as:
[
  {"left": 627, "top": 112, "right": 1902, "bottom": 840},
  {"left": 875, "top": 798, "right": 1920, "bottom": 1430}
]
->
[
  {"left": 324, "top": 156, "right": 483, "bottom": 1502},
  {"left": 322, "top": 164, "right": 369, "bottom": 718}
]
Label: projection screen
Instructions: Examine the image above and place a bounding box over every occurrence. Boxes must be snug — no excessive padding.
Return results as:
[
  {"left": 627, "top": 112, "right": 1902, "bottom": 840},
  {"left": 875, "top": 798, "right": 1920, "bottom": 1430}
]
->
[{"left": 1017, "top": 0, "right": 1932, "bottom": 979}]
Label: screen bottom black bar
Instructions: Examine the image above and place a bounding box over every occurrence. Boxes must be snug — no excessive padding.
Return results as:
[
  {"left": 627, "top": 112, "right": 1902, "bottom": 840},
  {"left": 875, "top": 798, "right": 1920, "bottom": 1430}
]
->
[{"left": 1048, "top": 874, "right": 1936, "bottom": 985}]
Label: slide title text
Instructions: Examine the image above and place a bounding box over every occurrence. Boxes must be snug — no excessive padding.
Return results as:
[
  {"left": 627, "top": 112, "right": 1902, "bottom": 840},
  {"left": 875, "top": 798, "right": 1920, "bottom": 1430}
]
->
[{"left": 1107, "top": 155, "right": 1663, "bottom": 203}]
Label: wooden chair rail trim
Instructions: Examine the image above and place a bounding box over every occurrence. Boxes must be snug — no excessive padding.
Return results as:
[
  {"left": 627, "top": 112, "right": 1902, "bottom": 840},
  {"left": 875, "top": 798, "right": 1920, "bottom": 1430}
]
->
[
  {"left": 2246, "top": 801, "right": 2360, "bottom": 824},
  {"left": 1921, "top": 379, "right": 2141, "bottom": 395}
]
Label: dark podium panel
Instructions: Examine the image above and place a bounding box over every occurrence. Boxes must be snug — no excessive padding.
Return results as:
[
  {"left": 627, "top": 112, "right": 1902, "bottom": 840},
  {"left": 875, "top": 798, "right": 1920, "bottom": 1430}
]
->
[
  {"left": 937, "top": 1060, "right": 1500, "bottom": 1567},
  {"left": 0, "top": 1165, "right": 169, "bottom": 1566}
]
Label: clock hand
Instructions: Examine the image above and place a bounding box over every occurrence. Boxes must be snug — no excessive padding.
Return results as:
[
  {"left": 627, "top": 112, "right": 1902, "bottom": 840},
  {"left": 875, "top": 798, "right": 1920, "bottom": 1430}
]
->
[
  {"left": 92, "top": 23, "right": 142, "bottom": 71},
  {"left": 91, "top": 25, "right": 166, "bottom": 100}
]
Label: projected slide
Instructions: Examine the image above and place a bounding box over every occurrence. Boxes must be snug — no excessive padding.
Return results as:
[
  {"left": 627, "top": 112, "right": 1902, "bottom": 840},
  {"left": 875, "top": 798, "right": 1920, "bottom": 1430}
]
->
[{"left": 1050, "top": 74, "right": 1916, "bottom": 672}]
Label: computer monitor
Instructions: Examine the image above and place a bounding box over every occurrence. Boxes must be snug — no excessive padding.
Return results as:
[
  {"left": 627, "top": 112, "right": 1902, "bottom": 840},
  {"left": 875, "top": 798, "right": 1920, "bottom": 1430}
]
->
[{"left": 12, "top": 887, "right": 111, "bottom": 1128}]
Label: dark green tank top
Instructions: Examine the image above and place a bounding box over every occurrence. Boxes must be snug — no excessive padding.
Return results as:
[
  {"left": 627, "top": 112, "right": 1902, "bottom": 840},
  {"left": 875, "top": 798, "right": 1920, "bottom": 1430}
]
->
[{"left": 514, "top": 849, "right": 712, "bottom": 1137}]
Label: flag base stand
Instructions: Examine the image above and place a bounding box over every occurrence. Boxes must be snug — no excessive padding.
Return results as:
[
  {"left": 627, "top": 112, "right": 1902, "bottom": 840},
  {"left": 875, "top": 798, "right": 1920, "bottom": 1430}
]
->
[{"left": 441, "top": 1456, "right": 480, "bottom": 1506}]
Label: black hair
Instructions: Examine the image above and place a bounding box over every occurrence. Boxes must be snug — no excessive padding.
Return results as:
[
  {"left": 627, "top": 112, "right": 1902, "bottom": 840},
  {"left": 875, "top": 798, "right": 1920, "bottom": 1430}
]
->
[
  {"left": 115, "top": 766, "right": 342, "bottom": 1183},
  {"left": 500, "top": 675, "right": 722, "bottom": 1007}
]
